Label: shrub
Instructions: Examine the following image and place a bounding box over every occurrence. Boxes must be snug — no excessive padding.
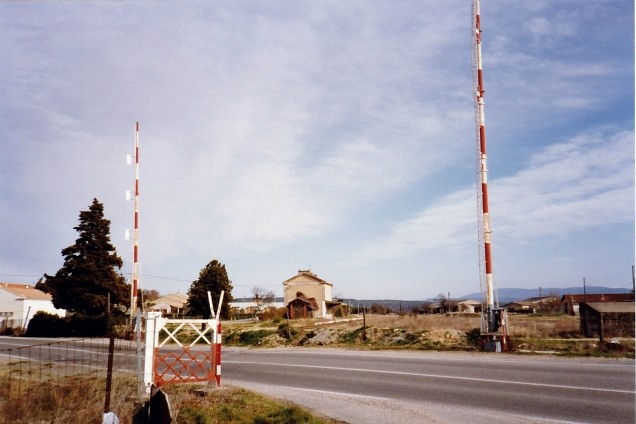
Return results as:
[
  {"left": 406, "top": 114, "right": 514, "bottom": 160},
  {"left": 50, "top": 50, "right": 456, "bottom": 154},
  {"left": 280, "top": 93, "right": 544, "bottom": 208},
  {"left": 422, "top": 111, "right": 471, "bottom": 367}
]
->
[
  {"left": 263, "top": 307, "right": 287, "bottom": 322},
  {"left": 25, "top": 312, "right": 109, "bottom": 337},
  {"left": 234, "top": 329, "right": 275, "bottom": 346},
  {"left": 466, "top": 328, "right": 481, "bottom": 347},
  {"left": 277, "top": 323, "right": 297, "bottom": 340}
]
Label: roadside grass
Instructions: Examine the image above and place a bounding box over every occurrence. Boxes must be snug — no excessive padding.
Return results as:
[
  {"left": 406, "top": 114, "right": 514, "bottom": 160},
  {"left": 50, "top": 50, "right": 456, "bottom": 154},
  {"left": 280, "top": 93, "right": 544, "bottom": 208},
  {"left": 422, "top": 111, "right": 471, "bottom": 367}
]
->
[
  {"left": 0, "top": 370, "right": 339, "bottom": 424},
  {"left": 0, "top": 372, "right": 136, "bottom": 424},
  {"left": 170, "top": 385, "right": 340, "bottom": 424}
]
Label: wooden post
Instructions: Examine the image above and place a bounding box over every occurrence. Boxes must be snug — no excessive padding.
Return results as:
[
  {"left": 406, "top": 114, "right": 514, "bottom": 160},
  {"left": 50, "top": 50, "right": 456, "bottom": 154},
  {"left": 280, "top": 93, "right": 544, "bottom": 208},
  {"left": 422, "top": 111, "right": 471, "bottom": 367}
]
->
[
  {"left": 362, "top": 308, "right": 367, "bottom": 342},
  {"left": 104, "top": 335, "right": 115, "bottom": 414},
  {"left": 599, "top": 312, "right": 605, "bottom": 345}
]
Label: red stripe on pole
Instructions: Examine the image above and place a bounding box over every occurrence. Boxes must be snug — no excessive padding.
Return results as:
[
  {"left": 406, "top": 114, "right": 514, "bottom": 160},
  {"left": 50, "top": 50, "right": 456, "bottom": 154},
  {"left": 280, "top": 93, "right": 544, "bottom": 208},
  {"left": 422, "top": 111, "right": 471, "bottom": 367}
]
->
[
  {"left": 215, "top": 322, "right": 222, "bottom": 386},
  {"left": 482, "top": 183, "right": 489, "bottom": 213},
  {"left": 477, "top": 69, "right": 484, "bottom": 96},
  {"left": 134, "top": 245, "right": 138, "bottom": 262},
  {"left": 484, "top": 243, "right": 492, "bottom": 274},
  {"left": 479, "top": 126, "right": 486, "bottom": 153},
  {"left": 134, "top": 211, "right": 138, "bottom": 228}
]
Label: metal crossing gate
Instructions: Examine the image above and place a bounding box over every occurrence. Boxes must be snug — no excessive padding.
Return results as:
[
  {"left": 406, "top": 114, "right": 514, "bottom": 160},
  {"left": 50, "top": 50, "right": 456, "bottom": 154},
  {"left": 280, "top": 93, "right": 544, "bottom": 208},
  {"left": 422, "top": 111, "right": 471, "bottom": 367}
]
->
[{"left": 140, "top": 292, "right": 224, "bottom": 394}]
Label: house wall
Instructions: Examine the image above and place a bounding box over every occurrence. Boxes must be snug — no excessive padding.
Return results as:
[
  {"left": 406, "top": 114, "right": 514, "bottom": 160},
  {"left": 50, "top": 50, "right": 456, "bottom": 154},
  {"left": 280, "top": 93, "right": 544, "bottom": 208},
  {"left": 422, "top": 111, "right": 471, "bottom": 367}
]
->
[
  {"left": 579, "top": 306, "right": 600, "bottom": 337},
  {"left": 283, "top": 277, "right": 332, "bottom": 317},
  {"left": 579, "top": 304, "right": 635, "bottom": 339},
  {"left": 283, "top": 276, "right": 327, "bottom": 302},
  {"left": 0, "top": 291, "right": 65, "bottom": 329}
]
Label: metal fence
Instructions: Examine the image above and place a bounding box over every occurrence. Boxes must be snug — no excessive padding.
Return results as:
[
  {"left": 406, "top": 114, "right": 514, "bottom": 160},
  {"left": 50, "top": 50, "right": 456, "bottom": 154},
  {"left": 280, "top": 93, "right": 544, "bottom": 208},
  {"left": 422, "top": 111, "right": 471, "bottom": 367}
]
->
[{"left": 0, "top": 337, "right": 139, "bottom": 422}]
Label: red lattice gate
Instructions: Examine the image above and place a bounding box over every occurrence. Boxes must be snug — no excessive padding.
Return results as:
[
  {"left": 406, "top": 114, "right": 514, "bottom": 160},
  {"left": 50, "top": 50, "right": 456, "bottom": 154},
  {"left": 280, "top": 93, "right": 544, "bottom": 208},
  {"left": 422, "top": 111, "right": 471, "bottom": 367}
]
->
[
  {"left": 151, "top": 319, "right": 222, "bottom": 387},
  {"left": 142, "top": 292, "right": 224, "bottom": 393}
]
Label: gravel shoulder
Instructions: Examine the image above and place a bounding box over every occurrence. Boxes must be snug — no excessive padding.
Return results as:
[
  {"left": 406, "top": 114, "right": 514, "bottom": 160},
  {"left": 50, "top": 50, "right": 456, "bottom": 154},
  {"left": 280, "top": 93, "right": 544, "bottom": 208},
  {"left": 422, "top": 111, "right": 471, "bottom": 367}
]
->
[{"left": 228, "top": 379, "right": 570, "bottom": 424}]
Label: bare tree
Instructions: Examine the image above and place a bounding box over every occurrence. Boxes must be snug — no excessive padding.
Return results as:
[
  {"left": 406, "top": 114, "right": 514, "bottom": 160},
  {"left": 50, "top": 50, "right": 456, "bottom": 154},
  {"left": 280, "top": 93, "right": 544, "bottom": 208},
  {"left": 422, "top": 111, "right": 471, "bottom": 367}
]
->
[
  {"left": 252, "top": 287, "right": 275, "bottom": 318},
  {"left": 437, "top": 293, "right": 457, "bottom": 313}
]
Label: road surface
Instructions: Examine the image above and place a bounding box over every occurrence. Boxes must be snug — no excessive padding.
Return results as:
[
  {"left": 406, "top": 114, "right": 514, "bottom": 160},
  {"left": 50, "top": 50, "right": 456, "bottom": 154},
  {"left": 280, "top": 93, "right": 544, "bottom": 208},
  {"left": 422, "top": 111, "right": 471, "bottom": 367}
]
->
[
  {"left": 2, "top": 338, "right": 633, "bottom": 423},
  {"left": 223, "top": 347, "right": 635, "bottom": 424}
]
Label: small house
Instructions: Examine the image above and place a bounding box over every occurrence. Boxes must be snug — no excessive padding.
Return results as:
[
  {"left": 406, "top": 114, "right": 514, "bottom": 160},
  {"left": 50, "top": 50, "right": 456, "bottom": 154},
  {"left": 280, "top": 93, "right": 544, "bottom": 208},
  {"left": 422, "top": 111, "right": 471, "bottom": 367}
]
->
[
  {"left": 457, "top": 299, "right": 481, "bottom": 313},
  {"left": 502, "top": 301, "right": 536, "bottom": 314},
  {"left": 579, "top": 302, "right": 635, "bottom": 341},
  {"left": 148, "top": 293, "right": 188, "bottom": 315},
  {"left": 283, "top": 269, "right": 341, "bottom": 319},
  {"left": 562, "top": 293, "right": 634, "bottom": 315},
  {"left": 0, "top": 282, "right": 66, "bottom": 330}
]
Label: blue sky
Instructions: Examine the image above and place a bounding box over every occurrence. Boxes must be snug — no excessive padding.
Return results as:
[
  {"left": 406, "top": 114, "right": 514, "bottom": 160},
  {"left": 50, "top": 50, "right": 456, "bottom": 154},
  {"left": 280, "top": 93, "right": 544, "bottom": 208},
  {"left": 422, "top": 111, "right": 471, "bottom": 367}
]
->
[{"left": 0, "top": 1, "right": 633, "bottom": 301}]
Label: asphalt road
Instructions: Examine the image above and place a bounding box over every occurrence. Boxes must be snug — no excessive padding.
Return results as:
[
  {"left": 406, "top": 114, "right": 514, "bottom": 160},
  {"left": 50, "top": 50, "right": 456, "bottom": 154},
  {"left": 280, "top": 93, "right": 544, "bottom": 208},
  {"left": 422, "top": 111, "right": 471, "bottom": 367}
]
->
[
  {"left": 223, "top": 347, "right": 635, "bottom": 424},
  {"left": 2, "top": 338, "right": 633, "bottom": 423}
]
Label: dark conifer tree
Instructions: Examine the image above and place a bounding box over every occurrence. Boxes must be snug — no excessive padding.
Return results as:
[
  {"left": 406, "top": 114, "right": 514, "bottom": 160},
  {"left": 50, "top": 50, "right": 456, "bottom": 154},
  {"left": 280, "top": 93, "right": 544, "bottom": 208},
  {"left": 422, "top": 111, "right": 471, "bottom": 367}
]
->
[
  {"left": 38, "top": 198, "right": 130, "bottom": 316},
  {"left": 186, "top": 259, "right": 234, "bottom": 319}
]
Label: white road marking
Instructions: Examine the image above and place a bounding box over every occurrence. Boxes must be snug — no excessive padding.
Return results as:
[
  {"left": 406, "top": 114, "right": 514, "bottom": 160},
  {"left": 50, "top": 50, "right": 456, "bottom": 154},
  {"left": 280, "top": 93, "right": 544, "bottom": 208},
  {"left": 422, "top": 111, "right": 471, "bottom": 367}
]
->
[{"left": 225, "top": 360, "right": 635, "bottom": 394}]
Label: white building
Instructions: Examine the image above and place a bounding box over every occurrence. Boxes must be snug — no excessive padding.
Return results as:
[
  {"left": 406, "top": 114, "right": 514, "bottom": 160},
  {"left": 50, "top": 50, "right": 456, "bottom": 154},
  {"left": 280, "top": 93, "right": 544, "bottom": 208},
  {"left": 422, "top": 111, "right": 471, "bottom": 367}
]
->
[{"left": 0, "top": 283, "right": 66, "bottom": 330}]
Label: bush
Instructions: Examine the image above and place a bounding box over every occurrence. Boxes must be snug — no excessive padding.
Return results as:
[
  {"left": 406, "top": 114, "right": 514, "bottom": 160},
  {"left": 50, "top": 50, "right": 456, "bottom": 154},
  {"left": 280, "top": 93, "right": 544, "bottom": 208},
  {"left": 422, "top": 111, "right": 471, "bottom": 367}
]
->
[
  {"left": 466, "top": 328, "right": 481, "bottom": 347},
  {"left": 263, "top": 307, "right": 287, "bottom": 322},
  {"left": 25, "top": 312, "right": 110, "bottom": 337},
  {"left": 277, "top": 323, "right": 297, "bottom": 340},
  {"left": 224, "top": 330, "right": 274, "bottom": 346}
]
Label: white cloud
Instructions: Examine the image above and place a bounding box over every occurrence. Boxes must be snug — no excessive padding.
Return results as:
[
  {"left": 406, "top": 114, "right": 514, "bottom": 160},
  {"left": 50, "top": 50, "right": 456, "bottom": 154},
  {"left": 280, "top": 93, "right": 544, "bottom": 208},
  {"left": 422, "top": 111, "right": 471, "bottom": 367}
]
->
[
  {"left": 353, "top": 126, "right": 633, "bottom": 262},
  {"left": 494, "top": 128, "right": 633, "bottom": 240}
]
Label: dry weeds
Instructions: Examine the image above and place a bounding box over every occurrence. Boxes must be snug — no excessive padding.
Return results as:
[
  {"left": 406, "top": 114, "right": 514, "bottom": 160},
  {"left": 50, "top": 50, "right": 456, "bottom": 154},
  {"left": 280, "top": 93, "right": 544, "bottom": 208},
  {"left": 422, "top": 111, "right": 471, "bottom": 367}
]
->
[
  {"left": 0, "top": 370, "right": 338, "bottom": 424},
  {"left": 224, "top": 312, "right": 634, "bottom": 357}
]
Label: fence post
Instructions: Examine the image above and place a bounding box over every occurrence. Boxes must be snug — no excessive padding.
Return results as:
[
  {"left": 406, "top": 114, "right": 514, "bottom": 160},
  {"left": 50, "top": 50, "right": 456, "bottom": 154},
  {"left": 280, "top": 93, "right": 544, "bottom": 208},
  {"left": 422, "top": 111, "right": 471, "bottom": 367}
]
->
[
  {"left": 142, "top": 312, "right": 163, "bottom": 396},
  {"left": 104, "top": 335, "right": 115, "bottom": 414}
]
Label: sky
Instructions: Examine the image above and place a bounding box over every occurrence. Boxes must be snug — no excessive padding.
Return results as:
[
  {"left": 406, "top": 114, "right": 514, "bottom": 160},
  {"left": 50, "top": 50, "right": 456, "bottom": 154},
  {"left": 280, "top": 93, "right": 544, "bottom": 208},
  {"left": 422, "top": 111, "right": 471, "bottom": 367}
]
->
[{"left": 0, "top": 1, "right": 633, "bottom": 301}]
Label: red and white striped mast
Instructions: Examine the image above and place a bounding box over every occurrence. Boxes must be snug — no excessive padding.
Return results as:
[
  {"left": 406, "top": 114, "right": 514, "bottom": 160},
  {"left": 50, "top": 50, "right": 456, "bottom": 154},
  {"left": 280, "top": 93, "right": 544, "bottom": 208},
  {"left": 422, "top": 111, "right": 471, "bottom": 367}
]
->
[
  {"left": 472, "top": 0, "right": 509, "bottom": 350},
  {"left": 130, "top": 122, "right": 141, "bottom": 320}
]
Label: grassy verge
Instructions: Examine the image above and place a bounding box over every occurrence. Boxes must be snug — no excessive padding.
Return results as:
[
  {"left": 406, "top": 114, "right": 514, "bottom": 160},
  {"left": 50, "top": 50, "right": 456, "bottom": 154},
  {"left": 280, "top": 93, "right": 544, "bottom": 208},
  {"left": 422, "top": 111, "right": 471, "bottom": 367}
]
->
[{"left": 0, "top": 371, "right": 340, "bottom": 424}]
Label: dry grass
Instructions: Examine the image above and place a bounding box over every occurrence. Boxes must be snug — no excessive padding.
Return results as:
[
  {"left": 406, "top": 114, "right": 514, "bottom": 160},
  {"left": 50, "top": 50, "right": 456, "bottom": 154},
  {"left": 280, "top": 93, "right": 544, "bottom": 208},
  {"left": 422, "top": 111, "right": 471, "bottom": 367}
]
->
[
  {"left": 366, "top": 313, "right": 585, "bottom": 338},
  {"left": 507, "top": 314, "right": 580, "bottom": 338},
  {"left": 225, "top": 313, "right": 634, "bottom": 357},
  {"left": 367, "top": 313, "right": 480, "bottom": 333},
  {"left": 0, "top": 371, "right": 136, "bottom": 424},
  {"left": 0, "top": 368, "right": 339, "bottom": 424}
]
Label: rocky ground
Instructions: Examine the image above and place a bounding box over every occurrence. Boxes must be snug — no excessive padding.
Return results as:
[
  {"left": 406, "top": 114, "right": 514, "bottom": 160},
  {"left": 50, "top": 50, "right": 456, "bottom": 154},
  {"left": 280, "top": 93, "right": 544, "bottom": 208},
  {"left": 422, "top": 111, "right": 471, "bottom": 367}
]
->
[{"left": 224, "top": 318, "right": 480, "bottom": 351}]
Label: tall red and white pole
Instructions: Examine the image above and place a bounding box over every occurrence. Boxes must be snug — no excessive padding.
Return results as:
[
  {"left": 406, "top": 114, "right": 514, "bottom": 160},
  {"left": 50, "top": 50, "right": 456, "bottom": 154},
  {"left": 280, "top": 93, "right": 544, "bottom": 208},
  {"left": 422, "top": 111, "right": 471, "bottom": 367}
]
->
[
  {"left": 473, "top": 0, "right": 494, "bottom": 311},
  {"left": 131, "top": 122, "right": 140, "bottom": 319},
  {"left": 473, "top": 0, "right": 508, "bottom": 350}
]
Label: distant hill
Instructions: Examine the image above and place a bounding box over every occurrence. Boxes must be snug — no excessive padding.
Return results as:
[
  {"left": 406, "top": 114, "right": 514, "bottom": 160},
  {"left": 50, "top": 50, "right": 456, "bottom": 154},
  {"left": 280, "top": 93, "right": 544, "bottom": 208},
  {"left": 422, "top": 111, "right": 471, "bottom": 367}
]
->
[
  {"left": 341, "top": 286, "right": 633, "bottom": 312},
  {"left": 459, "top": 286, "right": 633, "bottom": 304}
]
